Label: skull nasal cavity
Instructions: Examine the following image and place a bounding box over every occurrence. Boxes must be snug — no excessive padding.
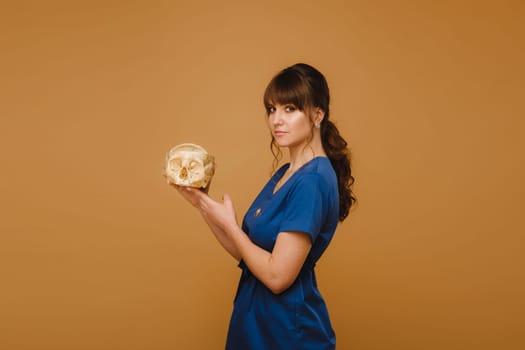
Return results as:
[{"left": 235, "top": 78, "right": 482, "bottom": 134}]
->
[{"left": 180, "top": 167, "right": 188, "bottom": 179}]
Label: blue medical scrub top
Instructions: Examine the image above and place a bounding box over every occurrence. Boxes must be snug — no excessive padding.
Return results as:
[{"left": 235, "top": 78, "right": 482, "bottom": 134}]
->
[{"left": 226, "top": 157, "right": 339, "bottom": 350}]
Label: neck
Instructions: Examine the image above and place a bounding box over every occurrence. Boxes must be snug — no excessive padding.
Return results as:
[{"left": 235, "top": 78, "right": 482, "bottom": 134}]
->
[{"left": 287, "top": 132, "right": 326, "bottom": 171}]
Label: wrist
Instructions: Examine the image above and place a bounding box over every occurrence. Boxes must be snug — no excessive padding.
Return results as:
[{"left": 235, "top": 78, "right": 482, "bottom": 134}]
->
[{"left": 224, "top": 220, "right": 240, "bottom": 238}]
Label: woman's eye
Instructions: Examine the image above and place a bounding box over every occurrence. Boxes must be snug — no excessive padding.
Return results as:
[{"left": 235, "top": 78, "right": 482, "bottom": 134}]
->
[
  {"left": 267, "top": 106, "right": 276, "bottom": 113},
  {"left": 285, "top": 105, "right": 296, "bottom": 112}
]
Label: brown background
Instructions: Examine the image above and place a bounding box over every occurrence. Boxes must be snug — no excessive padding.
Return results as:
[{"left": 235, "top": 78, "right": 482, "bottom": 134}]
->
[{"left": 1, "top": 1, "right": 524, "bottom": 349}]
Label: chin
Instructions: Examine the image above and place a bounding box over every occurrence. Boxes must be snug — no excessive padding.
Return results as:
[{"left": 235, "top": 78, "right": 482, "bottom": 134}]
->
[{"left": 274, "top": 140, "right": 291, "bottom": 148}]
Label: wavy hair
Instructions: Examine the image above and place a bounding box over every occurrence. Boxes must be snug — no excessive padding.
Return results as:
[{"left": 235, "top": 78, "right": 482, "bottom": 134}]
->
[{"left": 263, "top": 63, "right": 356, "bottom": 221}]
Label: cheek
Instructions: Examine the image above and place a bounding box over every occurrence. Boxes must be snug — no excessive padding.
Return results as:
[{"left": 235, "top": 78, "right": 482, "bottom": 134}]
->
[{"left": 292, "top": 116, "right": 312, "bottom": 134}]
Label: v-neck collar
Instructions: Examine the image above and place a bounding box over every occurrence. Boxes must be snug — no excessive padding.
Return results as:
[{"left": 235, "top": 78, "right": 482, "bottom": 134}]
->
[{"left": 271, "top": 156, "right": 327, "bottom": 196}]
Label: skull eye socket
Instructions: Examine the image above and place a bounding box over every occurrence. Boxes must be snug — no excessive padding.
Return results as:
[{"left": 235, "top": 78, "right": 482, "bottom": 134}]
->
[
  {"left": 188, "top": 160, "right": 200, "bottom": 169},
  {"left": 169, "top": 158, "right": 183, "bottom": 170}
]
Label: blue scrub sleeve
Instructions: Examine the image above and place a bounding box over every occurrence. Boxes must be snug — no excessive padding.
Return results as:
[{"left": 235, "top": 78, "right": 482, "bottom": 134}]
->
[{"left": 279, "top": 174, "right": 328, "bottom": 242}]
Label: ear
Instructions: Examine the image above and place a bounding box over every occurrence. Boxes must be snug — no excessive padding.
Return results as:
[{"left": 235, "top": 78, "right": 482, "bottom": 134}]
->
[{"left": 315, "top": 108, "right": 325, "bottom": 125}]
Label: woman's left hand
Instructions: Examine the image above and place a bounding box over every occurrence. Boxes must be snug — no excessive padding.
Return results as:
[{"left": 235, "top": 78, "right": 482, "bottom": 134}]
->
[{"left": 173, "top": 185, "right": 238, "bottom": 232}]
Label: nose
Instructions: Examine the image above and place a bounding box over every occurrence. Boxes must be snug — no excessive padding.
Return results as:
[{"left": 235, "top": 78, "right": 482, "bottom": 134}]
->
[
  {"left": 180, "top": 167, "right": 188, "bottom": 179},
  {"left": 270, "top": 109, "right": 284, "bottom": 126}
]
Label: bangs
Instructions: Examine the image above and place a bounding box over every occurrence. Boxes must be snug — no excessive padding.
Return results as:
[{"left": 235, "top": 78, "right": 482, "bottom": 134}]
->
[{"left": 263, "top": 69, "right": 312, "bottom": 111}]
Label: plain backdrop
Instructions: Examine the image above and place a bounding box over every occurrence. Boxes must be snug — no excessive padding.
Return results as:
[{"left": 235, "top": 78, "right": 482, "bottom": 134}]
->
[{"left": 1, "top": 1, "right": 524, "bottom": 349}]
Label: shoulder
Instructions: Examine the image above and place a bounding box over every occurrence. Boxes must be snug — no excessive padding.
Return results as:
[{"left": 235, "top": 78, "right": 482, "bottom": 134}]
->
[
  {"left": 300, "top": 157, "right": 337, "bottom": 186},
  {"left": 291, "top": 158, "right": 336, "bottom": 194}
]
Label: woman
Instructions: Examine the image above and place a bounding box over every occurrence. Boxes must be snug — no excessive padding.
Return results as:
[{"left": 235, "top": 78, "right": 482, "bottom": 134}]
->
[{"left": 170, "top": 63, "right": 356, "bottom": 349}]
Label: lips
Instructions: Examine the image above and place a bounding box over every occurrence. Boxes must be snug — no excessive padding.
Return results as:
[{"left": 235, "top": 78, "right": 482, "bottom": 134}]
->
[{"left": 273, "top": 131, "right": 287, "bottom": 136}]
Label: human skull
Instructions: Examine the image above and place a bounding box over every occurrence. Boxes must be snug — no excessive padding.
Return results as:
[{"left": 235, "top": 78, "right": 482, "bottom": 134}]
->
[{"left": 165, "top": 143, "right": 215, "bottom": 188}]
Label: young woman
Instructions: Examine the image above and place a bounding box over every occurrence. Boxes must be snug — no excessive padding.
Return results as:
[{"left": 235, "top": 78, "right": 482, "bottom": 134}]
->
[{"left": 170, "top": 63, "right": 356, "bottom": 349}]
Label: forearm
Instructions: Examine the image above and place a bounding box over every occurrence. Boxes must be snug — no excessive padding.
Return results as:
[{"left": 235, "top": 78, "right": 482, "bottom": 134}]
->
[
  {"left": 173, "top": 186, "right": 308, "bottom": 291},
  {"left": 202, "top": 213, "right": 241, "bottom": 261},
  {"left": 224, "top": 223, "right": 287, "bottom": 294}
]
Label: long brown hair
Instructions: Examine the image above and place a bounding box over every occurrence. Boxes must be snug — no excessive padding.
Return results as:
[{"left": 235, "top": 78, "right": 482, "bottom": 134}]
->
[{"left": 263, "top": 63, "right": 356, "bottom": 221}]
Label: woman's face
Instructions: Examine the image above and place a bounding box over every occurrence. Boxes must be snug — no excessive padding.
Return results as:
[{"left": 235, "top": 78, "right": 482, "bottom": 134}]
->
[{"left": 267, "top": 103, "right": 313, "bottom": 150}]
